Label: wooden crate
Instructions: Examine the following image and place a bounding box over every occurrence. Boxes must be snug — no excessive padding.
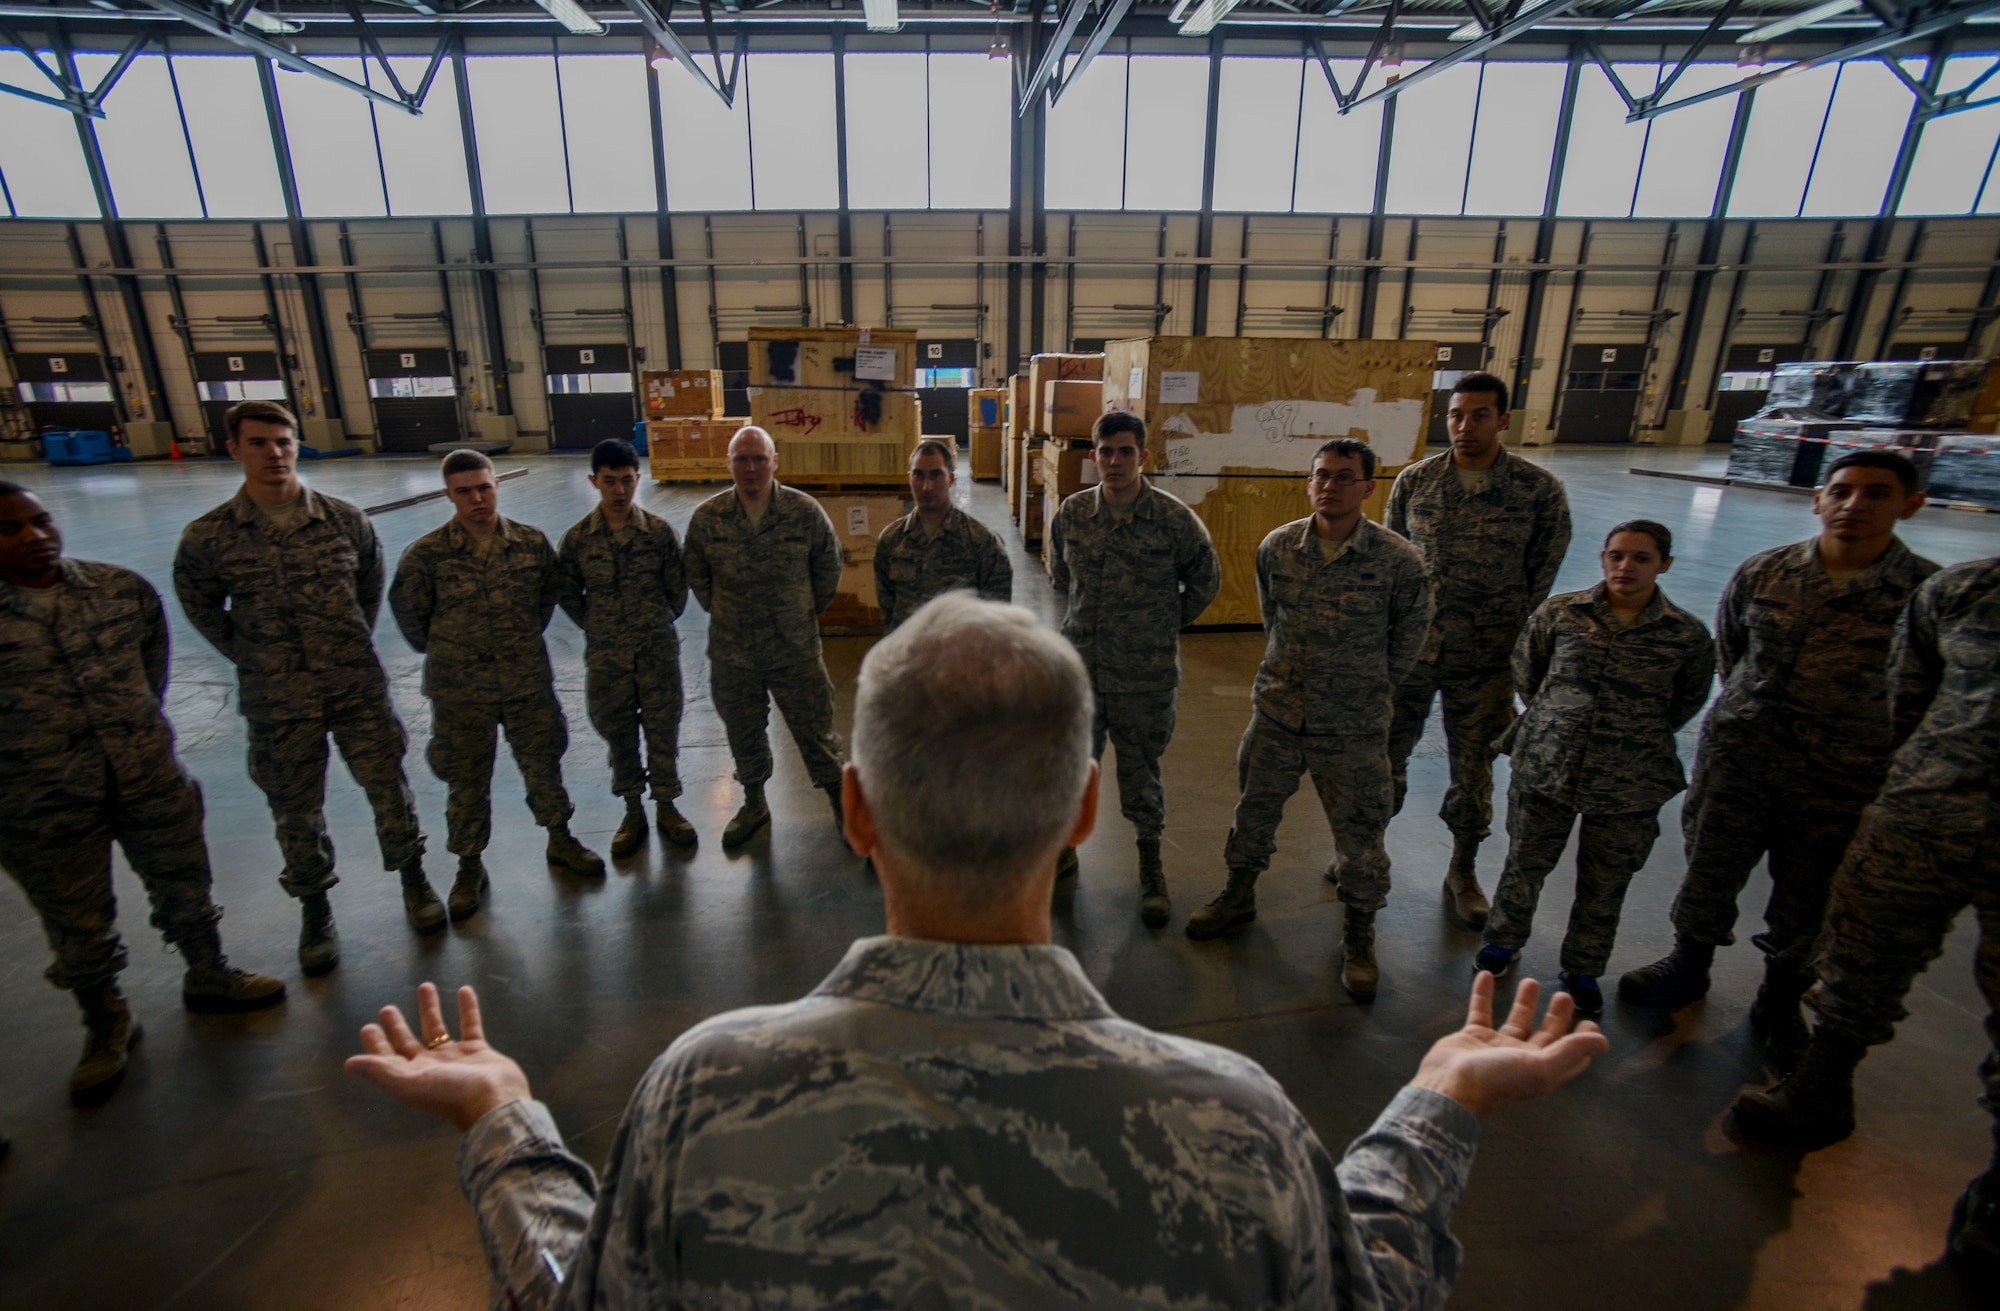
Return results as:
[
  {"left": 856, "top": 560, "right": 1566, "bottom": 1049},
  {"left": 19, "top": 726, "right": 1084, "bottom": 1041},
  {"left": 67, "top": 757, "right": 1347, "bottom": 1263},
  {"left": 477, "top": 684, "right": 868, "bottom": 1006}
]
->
[
  {"left": 969, "top": 386, "right": 1005, "bottom": 480},
  {"left": 1042, "top": 379, "right": 1103, "bottom": 439},
  {"left": 747, "top": 326, "right": 919, "bottom": 388},
  {"left": 808, "top": 490, "right": 910, "bottom": 632},
  {"left": 1028, "top": 353, "right": 1103, "bottom": 437},
  {"left": 1100, "top": 336, "right": 1435, "bottom": 478},
  {"left": 751, "top": 386, "right": 920, "bottom": 442},
  {"left": 648, "top": 417, "right": 748, "bottom": 483},
  {"left": 777, "top": 432, "right": 919, "bottom": 485},
  {"left": 1004, "top": 432, "right": 1025, "bottom": 509},
  {"left": 1007, "top": 373, "right": 1031, "bottom": 445},
  {"left": 1042, "top": 442, "right": 1096, "bottom": 499},
  {"left": 1017, "top": 443, "right": 1046, "bottom": 545},
  {"left": 1969, "top": 359, "right": 2000, "bottom": 435},
  {"left": 641, "top": 369, "right": 724, "bottom": 420},
  {"left": 971, "top": 428, "right": 1003, "bottom": 480}
]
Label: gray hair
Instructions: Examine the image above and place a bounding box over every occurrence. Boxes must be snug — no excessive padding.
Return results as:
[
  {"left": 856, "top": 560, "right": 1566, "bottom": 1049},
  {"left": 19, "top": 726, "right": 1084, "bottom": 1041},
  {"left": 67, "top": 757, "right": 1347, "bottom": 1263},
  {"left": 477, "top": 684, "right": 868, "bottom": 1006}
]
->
[
  {"left": 852, "top": 593, "right": 1094, "bottom": 907},
  {"left": 729, "top": 425, "right": 776, "bottom": 455}
]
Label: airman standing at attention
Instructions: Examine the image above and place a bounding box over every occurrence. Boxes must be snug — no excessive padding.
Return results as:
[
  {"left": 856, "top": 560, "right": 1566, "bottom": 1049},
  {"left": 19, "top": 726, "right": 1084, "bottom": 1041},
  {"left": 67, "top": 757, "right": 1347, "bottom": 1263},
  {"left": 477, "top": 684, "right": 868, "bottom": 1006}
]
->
[
  {"left": 1046, "top": 411, "right": 1220, "bottom": 924},
  {"left": 390, "top": 450, "right": 606, "bottom": 906},
  {"left": 1385, "top": 371, "right": 1572, "bottom": 931},
  {"left": 174, "top": 399, "right": 436, "bottom": 975},
  {"left": 557, "top": 439, "right": 694, "bottom": 857},
  {"left": 873, "top": 439, "right": 1012, "bottom": 631},
  {"left": 681, "top": 426, "right": 847, "bottom": 848}
]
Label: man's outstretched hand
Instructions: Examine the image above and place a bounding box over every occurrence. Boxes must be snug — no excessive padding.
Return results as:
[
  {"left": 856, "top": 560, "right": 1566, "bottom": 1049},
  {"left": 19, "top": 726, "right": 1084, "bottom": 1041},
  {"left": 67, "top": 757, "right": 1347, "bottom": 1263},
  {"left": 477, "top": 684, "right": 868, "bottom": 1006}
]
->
[
  {"left": 1412, "top": 972, "right": 1609, "bottom": 1119},
  {"left": 344, "top": 982, "right": 532, "bottom": 1131}
]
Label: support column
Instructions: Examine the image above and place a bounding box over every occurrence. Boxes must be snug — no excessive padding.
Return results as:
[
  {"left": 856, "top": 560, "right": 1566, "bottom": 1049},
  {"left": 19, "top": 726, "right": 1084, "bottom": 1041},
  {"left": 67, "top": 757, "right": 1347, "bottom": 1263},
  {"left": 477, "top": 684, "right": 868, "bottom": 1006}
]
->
[
  {"left": 1190, "top": 35, "right": 1222, "bottom": 336},
  {"left": 1357, "top": 96, "right": 1395, "bottom": 339},
  {"left": 1665, "top": 86, "right": 1754, "bottom": 411},
  {"left": 452, "top": 45, "right": 513, "bottom": 417},
  {"left": 1836, "top": 38, "right": 1947, "bottom": 361},
  {"left": 257, "top": 57, "right": 343, "bottom": 423},
  {"left": 1510, "top": 47, "right": 1581, "bottom": 414},
  {"left": 645, "top": 51, "right": 684, "bottom": 368},
  {"left": 833, "top": 32, "right": 856, "bottom": 325}
]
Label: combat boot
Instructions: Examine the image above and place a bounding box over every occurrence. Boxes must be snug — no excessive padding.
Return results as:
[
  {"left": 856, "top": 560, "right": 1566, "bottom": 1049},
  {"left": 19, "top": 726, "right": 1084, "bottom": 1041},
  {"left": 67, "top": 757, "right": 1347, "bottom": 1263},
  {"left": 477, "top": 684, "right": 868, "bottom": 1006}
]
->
[
  {"left": 546, "top": 823, "right": 607, "bottom": 878},
  {"left": 1341, "top": 909, "right": 1380, "bottom": 1000},
  {"left": 1948, "top": 1153, "right": 2000, "bottom": 1280},
  {"left": 178, "top": 928, "right": 286, "bottom": 1014},
  {"left": 657, "top": 801, "right": 697, "bottom": 846},
  {"left": 1749, "top": 960, "right": 1815, "bottom": 1072},
  {"left": 1185, "top": 869, "right": 1257, "bottom": 940},
  {"left": 1558, "top": 970, "right": 1603, "bottom": 1019},
  {"left": 1617, "top": 938, "right": 1714, "bottom": 1009},
  {"left": 298, "top": 892, "right": 339, "bottom": 976},
  {"left": 448, "top": 856, "right": 489, "bottom": 921},
  {"left": 70, "top": 982, "right": 140, "bottom": 1106},
  {"left": 1052, "top": 846, "right": 1080, "bottom": 896},
  {"left": 1442, "top": 837, "right": 1490, "bottom": 930},
  {"left": 611, "top": 798, "right": 649, "bottom": 859},
  {"left": 1731, "top": 1030, "right": 1866, "bottom": 1149},
  {"left": 1137, "top": 839, "right": 1170, "bottom": 928},
  {"left": 723, "top": 786, "right": 770, "bottom": 848},
  {"left": 402, "top": 861, "right": 447, "bottom": 932}
]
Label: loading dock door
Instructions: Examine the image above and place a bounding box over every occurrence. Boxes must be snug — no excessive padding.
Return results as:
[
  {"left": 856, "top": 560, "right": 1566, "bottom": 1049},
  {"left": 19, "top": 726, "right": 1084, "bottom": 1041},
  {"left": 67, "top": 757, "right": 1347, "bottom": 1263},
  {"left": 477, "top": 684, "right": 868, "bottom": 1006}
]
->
[
  {"left": 1558, "top": 344, "right": 1648, "bottom": 444},
  {"left": 914, "top": 338, "right": 979, "bottom": 443},
  {"left": 365, "top": 348, "right": 461, "bottom": 453},
  {"left": 716, "top": 341, "right": 751, "bottom": 419},
  {"left": 545, "top": 344, "right": 635, "bottom": 451},
  {"left": 193, "top": 351, "right": 289, "bottom": 448},
  {"left": 15, "top": 352, "right": 117, "bottom": 435},
  {"left": 1428, "top": 343, "right": 1493, "bottom": 446},
  {"left": 1713, "top": 343, "right": 1816, "bottom": 441}
]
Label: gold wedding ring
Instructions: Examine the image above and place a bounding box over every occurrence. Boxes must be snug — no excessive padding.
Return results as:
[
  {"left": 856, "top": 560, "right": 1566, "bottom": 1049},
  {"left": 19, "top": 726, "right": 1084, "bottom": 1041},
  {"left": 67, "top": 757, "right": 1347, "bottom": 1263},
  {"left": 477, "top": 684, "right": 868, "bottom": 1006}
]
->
[{"left": 425, "top": 1033, "right": 451, "bottom": 1049}]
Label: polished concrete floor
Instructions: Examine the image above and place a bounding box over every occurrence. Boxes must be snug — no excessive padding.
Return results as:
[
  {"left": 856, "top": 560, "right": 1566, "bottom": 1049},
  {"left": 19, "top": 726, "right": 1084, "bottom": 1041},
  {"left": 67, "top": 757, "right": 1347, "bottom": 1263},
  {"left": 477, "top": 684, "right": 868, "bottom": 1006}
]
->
[{"left": 2, "top": 445, "right": 1997, "bottom": 1310}]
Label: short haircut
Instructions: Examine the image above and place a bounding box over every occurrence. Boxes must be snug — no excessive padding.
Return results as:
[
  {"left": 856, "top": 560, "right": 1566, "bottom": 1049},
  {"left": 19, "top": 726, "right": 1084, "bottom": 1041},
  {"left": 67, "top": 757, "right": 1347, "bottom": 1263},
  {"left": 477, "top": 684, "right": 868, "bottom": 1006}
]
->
[
  {"left": 591, "top": 439, "right": 641, "bottom": 474},
  {"left": 1313, "top": 437, "right": 1377, "bottom": 481},
  {"left": 0, "top": 479, "right": 27, "bottom": 497},
  {"left": 1450, "top": 371, "right": 1510, "bottom": 411},
  {"left": 729, "top": 424, "right": 776, "bottom": 454},
  {"left": 225, "top": 399, "right": 299, "bottom": 442},
  {"left": 1091, "top": 411, "right": 1147, "bottom": 448},
  {"left": 441, "top": 448, "right": 495, "bottom": 482},
  {"left": 1604, "top": 519, "right": 1673, "bottom": 557},
  {"left": 853, "top": 593, "right": 1094, "bottom": 909},
  {"left": 1825, "top": 449, "right": 1921, "bottom": 496},
  {"left": 909, "top": 438, "right": 956, "bottom": 472}
]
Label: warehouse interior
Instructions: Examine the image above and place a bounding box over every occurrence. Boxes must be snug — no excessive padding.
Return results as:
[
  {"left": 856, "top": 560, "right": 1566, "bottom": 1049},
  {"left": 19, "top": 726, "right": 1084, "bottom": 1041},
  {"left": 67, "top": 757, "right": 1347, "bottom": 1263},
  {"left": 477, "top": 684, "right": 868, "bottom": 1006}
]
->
[{"left": 3, "top": 0, "right": 2000, "bottom": 1307}]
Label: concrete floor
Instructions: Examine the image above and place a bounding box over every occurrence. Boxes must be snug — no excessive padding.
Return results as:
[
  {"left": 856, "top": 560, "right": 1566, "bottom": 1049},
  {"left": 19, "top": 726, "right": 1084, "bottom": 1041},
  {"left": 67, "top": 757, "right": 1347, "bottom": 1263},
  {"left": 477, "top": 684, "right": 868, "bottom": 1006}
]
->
[{"left": 2, "top": 444, "right": 1997, "bottom": 1310}]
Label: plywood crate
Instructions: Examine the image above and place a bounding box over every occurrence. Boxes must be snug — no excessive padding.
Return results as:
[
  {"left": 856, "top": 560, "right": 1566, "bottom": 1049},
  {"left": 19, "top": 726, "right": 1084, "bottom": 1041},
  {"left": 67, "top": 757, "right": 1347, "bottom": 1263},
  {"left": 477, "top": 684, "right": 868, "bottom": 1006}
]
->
[
  {"left": 747, "top": 325, "right": 919, "bottom": 388},
  {"left": 776, "top": 433, "right": 917, "bottom": 483},
  {"left": 969, "top": 386, "right": 1006, "bottom": 480},
  {"left": 751, "top": 386, "right": 920, "bottom": 443},
  {"left": 1100, "top": 336, "right": 1434, "bottom": 478},
  {"left": 641, "top": 369, "right": 724, "bottom": 420},
  {"left": 648, "top": 417, "right": 748, "bottom": 482},
  {"left": 1017, "top": 443, "right": 1046, "bottom": 545},
  {"left": 1042, "top": 379, "right": 1103, "bottom": 440},
  {"left": 1007, "top": 373, "right": 1031, "bottom": 445},
  {"left": 1028, "top": 353, "right": 1104, "bottom": 436},
  {"left": 1042, "top": 442, "right": 1098, "bottom": 499},
  {"left": 1004, "top": 432, "right": 1026, "bottom": 509},
  {"left": 808, "top": 490, "right": 910, "bottom": 632}
]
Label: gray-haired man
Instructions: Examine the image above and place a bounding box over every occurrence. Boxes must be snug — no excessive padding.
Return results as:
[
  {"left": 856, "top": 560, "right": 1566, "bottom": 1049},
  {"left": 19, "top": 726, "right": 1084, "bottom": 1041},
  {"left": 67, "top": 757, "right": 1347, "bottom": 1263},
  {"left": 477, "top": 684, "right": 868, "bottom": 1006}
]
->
[{"left": 348, "top": 593, "right": 1607, "bottom": 1310}]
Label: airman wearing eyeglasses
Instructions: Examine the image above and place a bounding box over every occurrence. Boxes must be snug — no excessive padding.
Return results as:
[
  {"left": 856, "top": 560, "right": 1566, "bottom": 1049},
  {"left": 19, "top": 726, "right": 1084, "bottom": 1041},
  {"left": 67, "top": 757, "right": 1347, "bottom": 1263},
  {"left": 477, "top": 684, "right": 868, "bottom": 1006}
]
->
[{"left": 1185, "top": 439, "right": 1433, "bottom": 1001}]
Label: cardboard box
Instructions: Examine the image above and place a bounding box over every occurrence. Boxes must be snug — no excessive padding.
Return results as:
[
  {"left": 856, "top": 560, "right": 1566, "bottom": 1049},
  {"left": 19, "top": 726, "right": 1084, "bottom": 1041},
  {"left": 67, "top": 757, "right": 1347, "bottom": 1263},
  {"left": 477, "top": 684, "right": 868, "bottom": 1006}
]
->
[
  {"left": 748, "top": 326, "right": 918, "bottom": 389},
  {"left": 641, "top": 370, "right": 724, "bottom": 420},
  {"left": 1042, "top": 443, "right": 1098, "bottom": 499},
  {"left": 1042, "top": 379, "right": 1103, "bottom": 440},
  {"left": 1028, "top": 353, "right": 1103, "bottom": 435},
  {"left": 808, "top": 490, "right": 910, "bottom": 630},
  {"left": 751, "top": 386, "right": 919, "bottom": 442}
]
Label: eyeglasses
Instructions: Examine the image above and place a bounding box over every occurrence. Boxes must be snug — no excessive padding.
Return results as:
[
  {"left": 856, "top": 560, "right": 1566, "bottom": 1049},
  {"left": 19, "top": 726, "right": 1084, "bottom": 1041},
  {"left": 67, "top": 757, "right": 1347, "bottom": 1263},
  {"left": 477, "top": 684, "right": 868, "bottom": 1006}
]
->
[{"left": 1308, "top": 471, "right": 1374, "bottom": 488}]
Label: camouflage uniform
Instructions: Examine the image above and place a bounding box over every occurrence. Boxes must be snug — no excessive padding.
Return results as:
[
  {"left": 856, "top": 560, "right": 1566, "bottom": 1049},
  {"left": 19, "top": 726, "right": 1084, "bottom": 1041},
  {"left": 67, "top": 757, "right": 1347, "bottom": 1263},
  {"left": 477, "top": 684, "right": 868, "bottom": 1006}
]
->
[
  {"left": 389, "top": 516, "right": 574, "bottom": 858},
  {"left": 174, "top": 487, "right": 424, "bottom": 897},
  {"left": 1668, "top": 537, "right": 1938, "bottom": 968},
  {"left": 1812, "top": 560, "right": 2000, "bottom": 1121},
  {"left": 1047, "top": 481, "right": 1221, "bottom": 841},
  {"left": 0, "top": 560, "right": 223, "bottom": 991},
  {"left": 556, "top": 506, "right": 688, "bottom": 804},
  {"left": 1224, "top": 517, "right": 1433, "bottom": 912},
  {"left": 1485, "top": 584, "right": 1717, "bottom": 976},
  {"left": 872, "top": 505, "right": 1013, "bottom": 632},
  {"left": 1384, "top": 450, "right": 1572, "bottom": 841},
  {"left": 457, "top": 936, "right": 1481, "bottom": 1310},
  {"left": 681, "top": 485, "right": 845, "bottom": 790}
]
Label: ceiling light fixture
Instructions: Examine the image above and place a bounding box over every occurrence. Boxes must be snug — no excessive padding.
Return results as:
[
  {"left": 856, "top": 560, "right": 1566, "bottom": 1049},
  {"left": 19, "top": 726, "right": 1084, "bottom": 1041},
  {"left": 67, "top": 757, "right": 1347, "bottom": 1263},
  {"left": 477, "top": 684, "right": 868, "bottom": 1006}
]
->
[
  {"left": 530, "top": 0, "right": 607, "bottom": 37},
  {"left": 1738, "top": 0, "right": 1862, "bottom": 44},
  {"left": 1178, "top": 0, "right": 1244, "bottom": 36},
  {"left": 863, "top": 0, "right": 900, "bottom": 32},
  {"left": 1447, "top": 0, "right": 1560, "bottom": 40}
]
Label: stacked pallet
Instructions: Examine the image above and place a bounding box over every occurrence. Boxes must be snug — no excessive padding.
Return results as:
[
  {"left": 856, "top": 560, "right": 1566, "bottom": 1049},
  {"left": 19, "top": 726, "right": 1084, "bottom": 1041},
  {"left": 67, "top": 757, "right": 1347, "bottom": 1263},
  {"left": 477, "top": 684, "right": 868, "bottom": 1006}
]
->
[
  {"left": 648, "top": 416, "right": 750, "bottom": 483},
  {"left": 1018, "top": 352, "right": 1103, "bottom": 546},
  {"left": 642, "top": 369, "right": 725, "bottom": 421},
  {"left": 1100, "top": 336, "right": 1436, "bottom": 626},
  {"left": 745, "top": 326, "right": 921, "bottom": 488}
]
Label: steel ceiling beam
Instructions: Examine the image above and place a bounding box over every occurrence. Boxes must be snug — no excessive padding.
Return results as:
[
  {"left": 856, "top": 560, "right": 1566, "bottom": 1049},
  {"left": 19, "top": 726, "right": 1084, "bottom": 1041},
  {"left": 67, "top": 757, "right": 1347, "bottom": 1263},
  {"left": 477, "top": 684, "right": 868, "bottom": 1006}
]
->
[
  {"left": 0, "top": 23, "right": 155, "bottom": 118},
  {"left": 137, "top": 0, "right": 424, "bottom": 113},
  {"left": 1017, "top": 0, "right": 1135, "bottom": 115},
  {"left": 1339, "top": 0, "right": 1589, "bottom": 112},
  {"left": 622, "top": 0, "right": 744, "bottom": 106}
]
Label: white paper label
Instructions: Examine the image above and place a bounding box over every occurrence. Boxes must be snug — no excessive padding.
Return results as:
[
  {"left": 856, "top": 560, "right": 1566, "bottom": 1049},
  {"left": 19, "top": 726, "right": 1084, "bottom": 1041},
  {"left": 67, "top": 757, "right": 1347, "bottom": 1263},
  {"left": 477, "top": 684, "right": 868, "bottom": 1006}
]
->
[
  {"left": 847, "top": 506, "right": 869, "bottom": 536},
  {"left": 745, "top": 386, "right": 763, "bottom": 398},
  {"left": 1127, "top": 366, "right": 1145, "bottom": 400},
  {"left": 1599, "top": 348, "right": 1618, "bottom": 364},
  {"left": 854, "top": 346, "right": 898, "bottom": 382},
  {"left": 1159, "top": 371, "right": 1200, "bottom": 404}
]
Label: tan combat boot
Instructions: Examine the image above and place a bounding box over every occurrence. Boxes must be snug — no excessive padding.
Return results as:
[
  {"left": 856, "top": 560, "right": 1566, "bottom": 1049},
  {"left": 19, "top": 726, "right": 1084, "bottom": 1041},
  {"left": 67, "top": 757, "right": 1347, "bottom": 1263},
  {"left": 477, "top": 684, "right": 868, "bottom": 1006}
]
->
[
  {"left": 723, "top": 785, "right": 771, "bottom": 847},
  {"left": 1185, "top": 869, "right": 1257, "bottom": 940},
  {"left": 657, "top": 800, "right": 697, "bottom": 846},
  {"left": 298, "top": 892, "right": 339, "bottom": 976},
  {"left": 179, "top": 927, "right": 287, "bottom": 1014},
  {"left": 1137, "top": 839, "right": 1170, "bottom": 928},
  {"left": 1341, "top": 908, "right": 1380, "bottom": 1000},
  {"left": 402, "top": 860, "right": 447, "bottom": 933},
  {"left": 611, "top": 798, "right": 649, "bottom": 859},
  {"left": 70, "top": 982, "right": 140, "bottom": 1106},
  {"left": 546, "top": 823, "right": 607, "bottom": 878},
  {"left": 448, "top": 855, "right": 489, "bottom": 921},
  {"left": 1442, "top": 837, "right": 1490, "bottom": 930}
]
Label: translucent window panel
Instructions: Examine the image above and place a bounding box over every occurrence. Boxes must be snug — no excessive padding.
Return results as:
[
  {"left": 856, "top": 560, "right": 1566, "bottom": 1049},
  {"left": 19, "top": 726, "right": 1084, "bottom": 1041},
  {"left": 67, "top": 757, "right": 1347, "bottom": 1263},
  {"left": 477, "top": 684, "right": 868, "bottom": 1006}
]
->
[
  {"left": 747, "top": 53, "right": 839, "bottom": 211},
  {"left": 559, "top": 55, "right": 655, "bottom": 213},
  {"left": 928, "top": 52, "right": 1011, "bottom": 210},
  {"left": 1727, "top": 64, "right": 1837, "bottom": 217},
  {"left": 368, "top": 375, "right": 455, "bottom": 398},
  {"left": 1557, "top": 62, "right": 1656, "bottom": 216},
  {"left": 1802, "top": 61, "right": 1915, "bottom": 216},
  {"left": 844, "top": 51, "right": 929, "bottom": 209},
  {"left": 466, "top": 56, "right": 569, "bottom": 214},
  {"left": 278, "top": 57, "right": 387, "bottom": 217},
  {"left": 1384, "top": 62, "right": 1481, "bottom": 214},
  {"left": 74, "top": 53, "right": 201, "bottom": 218},
  {"left": 196, "top": 379, "right": 288, "bottom": 401},
  {"left": 1123, "top": 55, "right": 1208, "bottom": 211},
  {"left": 1045, "top": 54, "right": 1125, "bottom": 210},
  {"left": 369, "top": 57, "right": 472, "bottom": 215},
  {"left": 659, "top": 57, "right": 752, "bottom": 211},
  {"left": 172, "top": 55, "right": 285, "bottom": 218},
  {"left": 1464, "top": 62, "right": 1566, "bottom": 215},
  {"left": 1294, "top": 60, "right": 1383, "bottom": 213},
  {"left": 1212, "top": 57, "right": 1303, "bottom": 213},
  {"left": 0, "top": 50, "right": 99, "bottom": 217},
  {"left": 1633, "top": 63, "right": 1744, "bottom": 217},
  {"left": 1902, "top": 58, "right": 2000, "bottom": 215}
]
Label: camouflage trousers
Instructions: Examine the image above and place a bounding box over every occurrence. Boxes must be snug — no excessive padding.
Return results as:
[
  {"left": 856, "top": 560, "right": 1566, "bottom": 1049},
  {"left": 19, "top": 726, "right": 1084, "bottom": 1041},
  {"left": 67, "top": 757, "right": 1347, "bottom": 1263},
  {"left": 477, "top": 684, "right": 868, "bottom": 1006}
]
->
[
  {"left": 0, "top": 755, "right": 222, "bottom": 991},
  {"left": 1669, "top": 743, "right": 1867, "bottom": 967},
  {"left": 1484, "top": 784, "right": 1662, "bottom": 977},
  {"left": 1387, "top": 659, "right": 1516, "bottom": 843},
  {"left": 428, "top": 690, "right": 576, "bottom": 858},
  {"left": 247, "top": 691, "right": 425, "bottom": 899},
  {"left": 1223, "top": 712, "right": 1393, "bottom": 912},
  {"left": 1814, "top": 802, "right": 2000, "bottom": 1125},
  {"left": 710, "top": 657, "right": 845, "bottom": 791},
  {"left": 587, "top": 643, "right": 684, "bottom": 803},
  {"left": 1091, "top": 681, "right": 1178, "bottom": 843}
]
